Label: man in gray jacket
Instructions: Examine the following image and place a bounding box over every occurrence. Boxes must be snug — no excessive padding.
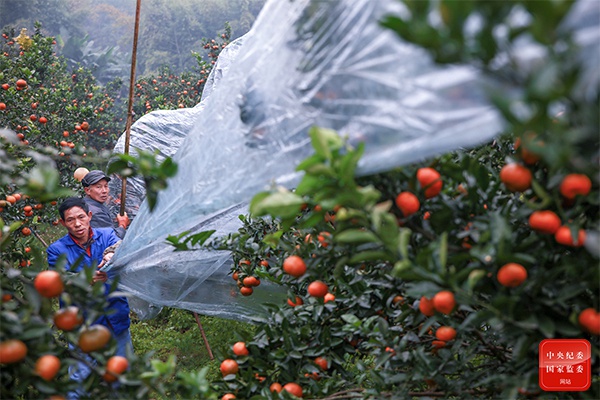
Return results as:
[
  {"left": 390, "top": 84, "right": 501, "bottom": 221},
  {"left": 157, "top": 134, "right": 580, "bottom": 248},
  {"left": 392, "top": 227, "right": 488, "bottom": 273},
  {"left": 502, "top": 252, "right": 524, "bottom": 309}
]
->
[{"left": 81, "top": 170, "right": 129, "bottom": 238}]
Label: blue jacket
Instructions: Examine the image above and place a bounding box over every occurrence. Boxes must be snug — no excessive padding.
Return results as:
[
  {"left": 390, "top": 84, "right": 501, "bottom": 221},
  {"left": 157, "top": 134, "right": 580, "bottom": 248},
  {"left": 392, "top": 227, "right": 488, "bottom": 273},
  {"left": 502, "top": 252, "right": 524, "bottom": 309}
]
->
[{"left": 47, "top": 227, "right": 130, "bottom": 335}]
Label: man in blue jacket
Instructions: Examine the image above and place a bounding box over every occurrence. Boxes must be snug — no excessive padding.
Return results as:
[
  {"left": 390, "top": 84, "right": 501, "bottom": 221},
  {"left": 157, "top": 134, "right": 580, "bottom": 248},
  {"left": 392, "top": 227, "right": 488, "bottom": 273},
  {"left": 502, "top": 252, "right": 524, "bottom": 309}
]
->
[
  {"left": 81, "top": 170, "right": 129, "bottom": 238},
  {"left": 47, "top": 197, "right": 132, "bottom": 399}
]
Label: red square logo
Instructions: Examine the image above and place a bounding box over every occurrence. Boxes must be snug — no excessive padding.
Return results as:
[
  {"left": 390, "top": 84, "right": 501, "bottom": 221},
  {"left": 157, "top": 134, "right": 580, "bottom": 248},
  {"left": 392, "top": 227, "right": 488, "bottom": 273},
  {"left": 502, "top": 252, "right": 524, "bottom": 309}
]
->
[{"left": 539, "top": 339, "right": 591, "bottom": 391}]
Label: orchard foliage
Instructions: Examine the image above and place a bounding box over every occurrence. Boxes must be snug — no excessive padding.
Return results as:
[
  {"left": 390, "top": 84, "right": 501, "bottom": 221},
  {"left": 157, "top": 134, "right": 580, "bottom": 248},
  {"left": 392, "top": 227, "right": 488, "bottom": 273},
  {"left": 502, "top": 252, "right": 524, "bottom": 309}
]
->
[
  {"left": 132, "top": 25, "right": 231, "bottom": 114},
  {"left": 0, "top": 23, "right": 230, "bottom": 267},
  {"left": 175, "top": 1, "right": 598, "bottom": 398},
  {"left": 204, "top": 122, "right": 598, "bottom": 398},
  {"left": 1, "top": 1, "right": 598, "bottom": 399},
  {"left": 0, "top": 249, "right": 218, "bottom": 399},
  {"left": 0, "top": 21, "right": 229, "bottom": 399}
]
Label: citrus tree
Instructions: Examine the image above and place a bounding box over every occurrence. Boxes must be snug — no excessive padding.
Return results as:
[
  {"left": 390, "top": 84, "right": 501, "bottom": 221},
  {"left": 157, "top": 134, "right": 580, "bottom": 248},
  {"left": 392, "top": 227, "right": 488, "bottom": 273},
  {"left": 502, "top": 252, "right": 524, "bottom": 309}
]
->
[
  {"left": 0, "top": 21, "right": 229, "bottom": 400},
  {"left": 203, "top": 124, "right": 597, "bottom": 398},
  {"left": 0, "top": 22, "right": 229, "bottom": 268},
  {"left": 166, "top": 1, "right": 598, "bottom": 398}
]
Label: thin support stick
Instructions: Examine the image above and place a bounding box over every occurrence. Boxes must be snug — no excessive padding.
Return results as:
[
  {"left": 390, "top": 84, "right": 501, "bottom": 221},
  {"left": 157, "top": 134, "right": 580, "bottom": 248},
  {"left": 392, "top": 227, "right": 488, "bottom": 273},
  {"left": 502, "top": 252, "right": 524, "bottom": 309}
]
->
[{"left": 193, "top": 312, "right": 214, "bottom": 360}]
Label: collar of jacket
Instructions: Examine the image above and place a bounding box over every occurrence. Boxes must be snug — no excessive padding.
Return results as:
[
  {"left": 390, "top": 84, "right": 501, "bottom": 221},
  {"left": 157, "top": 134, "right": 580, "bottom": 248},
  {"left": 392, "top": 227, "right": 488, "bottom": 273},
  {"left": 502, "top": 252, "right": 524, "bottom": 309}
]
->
[{"left": 67, "top": 227, "right": 95, "bottom": 249}]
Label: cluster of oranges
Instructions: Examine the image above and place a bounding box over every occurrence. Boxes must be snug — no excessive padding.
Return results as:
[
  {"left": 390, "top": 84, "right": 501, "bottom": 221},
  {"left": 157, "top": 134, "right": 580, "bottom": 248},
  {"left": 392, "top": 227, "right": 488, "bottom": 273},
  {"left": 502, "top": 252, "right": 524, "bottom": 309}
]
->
[
  {"left": 282, "top": 255, "right": 335, "bottom": 304},
  {"left": 417, "top": 290, "right": 457, "bottom": 349},
  {"left": 0, "top": 270, "right": 129, "bottom": 386},
  {"left": 393, "top": 151, "right": 597, "bottom": 351},
  {"left": 220, "top": 341, "right": 306, "bottom": 399},
  {"left": 499, "top": 135, "right": 597, "bottom": 334},
  {"left": 501, "top": 137, "right": 591, "bottom": 247},
  {"left": 395, "top": 167, "right": 443, "bottom": 219},
  {"left": 231, "top": 259, "right": 265, "bottom": 297}
]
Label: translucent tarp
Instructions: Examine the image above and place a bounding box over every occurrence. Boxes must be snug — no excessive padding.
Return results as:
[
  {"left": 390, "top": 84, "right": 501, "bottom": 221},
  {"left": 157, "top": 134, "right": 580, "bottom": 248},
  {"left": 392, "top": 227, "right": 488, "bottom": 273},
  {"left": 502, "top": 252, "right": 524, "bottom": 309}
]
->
[{"left": 106, "top": 0, "right": 599, "bottom": 322}]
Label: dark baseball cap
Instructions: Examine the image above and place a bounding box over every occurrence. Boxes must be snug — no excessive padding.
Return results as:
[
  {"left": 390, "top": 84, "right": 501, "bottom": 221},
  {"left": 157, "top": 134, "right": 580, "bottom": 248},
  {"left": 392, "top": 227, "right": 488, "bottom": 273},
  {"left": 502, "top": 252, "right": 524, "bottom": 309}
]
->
[{"left": 81, "top": 170, "right": 111, "bottom": 187}]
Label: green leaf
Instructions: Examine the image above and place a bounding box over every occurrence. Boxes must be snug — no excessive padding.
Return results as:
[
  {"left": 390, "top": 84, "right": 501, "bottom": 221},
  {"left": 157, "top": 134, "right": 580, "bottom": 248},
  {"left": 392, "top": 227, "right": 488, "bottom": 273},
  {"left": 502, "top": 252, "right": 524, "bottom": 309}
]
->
[
  {"left": 296, "top": 154, "right": 324, "bottom": 172},
  {"left": 334, "top": 229, "right": 380, "bottom": 244},
  {"left": 398, "top": 228, "right": 411, "bottom": 259},
  {"left": 263, "top": 230, "right": 284, "bottom": 248},
  {"left": 165, "top": 230, "right": 193, "bottom": 250},
  {"left": 341, "top": 314, "right": 361, "bottom": 327},
  {"left": 189, "top": 230, "right": 216, "bottom": 247},
  {"left": 467, "top": 269, "right": 486, "bottom": 292},
  {"left": 295, "top": 175, "right": 324, "bottom": 196},
  {"left": 348, "top": 250, "right": 392, "bottom": 264},
  {"left": 338, "top": 142, "right": 364, "bottom": 185},
  {"left": 304, "top": 163, "right": 336, "bottom": 177},
  {"left": 438, "top": 232, "right": 448, "bottom": 269},
  {"left": 308, "top": 126, "right": 343, "bottom": 160},
  {"left": 392, "top": 260, "right": 411, "bottom": 277},
  {"left": 538, "top": 315, "right": 555, "bottom": 338},
  {"left": 249, "top": 190, "right": 304, "bottom": 218}
]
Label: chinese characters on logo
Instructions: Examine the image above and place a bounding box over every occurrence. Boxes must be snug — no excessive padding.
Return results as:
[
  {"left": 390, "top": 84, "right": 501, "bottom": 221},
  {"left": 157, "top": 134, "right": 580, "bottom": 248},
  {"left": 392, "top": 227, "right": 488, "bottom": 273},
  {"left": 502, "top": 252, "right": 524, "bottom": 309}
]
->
[{"left": 539, "top": 339, "right": 591, "bottom": 391}]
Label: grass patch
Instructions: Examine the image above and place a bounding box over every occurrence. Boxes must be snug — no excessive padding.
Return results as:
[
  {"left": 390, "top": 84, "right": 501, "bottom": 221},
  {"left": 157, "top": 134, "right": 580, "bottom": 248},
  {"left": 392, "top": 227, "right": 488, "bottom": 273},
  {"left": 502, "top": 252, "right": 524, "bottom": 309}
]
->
[{"left": 130, "top": 307, "right": 256, "bottom": 383}]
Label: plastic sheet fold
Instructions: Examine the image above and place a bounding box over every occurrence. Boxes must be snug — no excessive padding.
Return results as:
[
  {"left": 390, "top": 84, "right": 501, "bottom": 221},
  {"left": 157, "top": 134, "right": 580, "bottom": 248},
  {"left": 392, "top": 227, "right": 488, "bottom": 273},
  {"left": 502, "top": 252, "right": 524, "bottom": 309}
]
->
[{"left": 106, "top": 0, "right": 599, "bottom": 322}]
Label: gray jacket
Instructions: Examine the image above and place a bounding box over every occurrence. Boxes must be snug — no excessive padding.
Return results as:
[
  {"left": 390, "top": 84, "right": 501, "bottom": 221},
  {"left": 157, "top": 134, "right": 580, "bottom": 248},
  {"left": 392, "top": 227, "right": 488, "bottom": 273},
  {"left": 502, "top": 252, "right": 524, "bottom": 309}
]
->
[{"left": 83, "top": 196, "right": 126, "bottom": 239}]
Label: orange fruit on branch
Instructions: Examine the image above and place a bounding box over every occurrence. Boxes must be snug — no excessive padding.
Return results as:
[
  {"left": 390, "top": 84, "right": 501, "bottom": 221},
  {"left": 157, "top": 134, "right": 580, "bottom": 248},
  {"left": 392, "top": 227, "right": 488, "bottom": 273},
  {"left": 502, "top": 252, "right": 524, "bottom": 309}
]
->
[
  {"left": 307, "top": 280, "right": 328, "bottom": 298},
  {"left": 500, "top": 163, "right": 532, "bottom": 192},
  {"left": 0, "top": 339, "right": 28, "bottom": 364},
  {"left": 282, "top": 382, "right": 303, "bottom": 398},
  {"left": 35, "top": 354, "right": 61, "bottom": 381},
  {"left": 103, "top": 355, "right": 128, "bottom": 382},
  {"left": 220, "top": 359, "right": 239, "bottom": 377},
  {"left": 514, "top": 136, "right": 541, "bottom": 165},
  {"left": 578, "top": 308, "right": 600, "bottom": 335},
  {"left": 78, "top": 325, "right": 111, "bottom": 353},
  {"left": 73, "top": 167, "right": 89, "bottom": 182},
  {"left": 435, "top": 326, "right": 456, "bottom": 342},
  {"left": 287, "top": 296, "right": 303, "bottom": 307},
  {"left": 497, "top": 263, "right": 527, "bottom": 288},
  {"left": 34, "top": 270, "right": 64, "bottom": 298},
  {"left": 270, "top": 383, "right": 283, "bottom": 393},
  {"left": 559, "top": 174, "right": 592, "bottom": 199},
  {"left": 432, "top": 290, "right": 455, "bottom": 315},
  {"left": 239, "top": 286, "right": 253, "bottom": 296},
  {"left": 419, "top": 296, "right": 435, "bottom": 317},
  {"left": 53, "top": 306, "right": 83, "bottom": 331},
  {"left": 554, "top": 226, "right": 586, "bottom": 247},
  {"left": 242, "top": 276, "right": 260, "bottom": 287},
  {"left": 528, "top": 210, "right": 561, "bottom": 234},
  {"left": 417, "top": 167, "right": 443, "bottom": 198},
  {"left": 232, "top": 341, "right": 249, "bottom": 356},
  {"left": 314, "top": 356, "right": 328, "bottom": 370},
  {"left": 395, "top": 191, "right": 420, "bottom": 217},
  {"left": 283, "top": 255, "right": 307, "bottom": 277}
]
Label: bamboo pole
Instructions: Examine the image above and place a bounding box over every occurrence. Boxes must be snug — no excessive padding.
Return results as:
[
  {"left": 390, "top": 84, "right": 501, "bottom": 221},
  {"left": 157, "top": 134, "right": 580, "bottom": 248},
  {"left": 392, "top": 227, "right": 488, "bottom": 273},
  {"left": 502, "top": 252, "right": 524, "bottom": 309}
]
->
[
  {"left": 119, "top": 0, "right": 213, "bottom": 360},
  {"left": 119, "top": 0, "right": 142, "bottom": 216}
]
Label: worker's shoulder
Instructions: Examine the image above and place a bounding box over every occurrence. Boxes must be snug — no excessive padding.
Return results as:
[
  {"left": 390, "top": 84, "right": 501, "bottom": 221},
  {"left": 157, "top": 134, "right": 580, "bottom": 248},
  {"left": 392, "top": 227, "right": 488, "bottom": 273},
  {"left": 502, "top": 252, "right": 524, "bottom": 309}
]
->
[
  {"left": 48, "top": 233, "right": 74, "bottom": 249},
  {"left": 93, "top": 227, "right": 118, "bottom": 238},
  {"left": 83, "top": 196, "right": 103, "bottom": 209}
]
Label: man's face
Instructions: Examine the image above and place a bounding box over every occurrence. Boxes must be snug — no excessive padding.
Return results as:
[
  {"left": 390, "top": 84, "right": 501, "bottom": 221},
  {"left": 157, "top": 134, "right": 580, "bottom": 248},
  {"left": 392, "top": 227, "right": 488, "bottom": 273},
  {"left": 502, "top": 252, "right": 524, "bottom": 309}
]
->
[
  {"left": 60, "top": 206, "right": 92, "bottom": 242},
  {"left": 84, "top": 179, "right": 109, "bottom": 203}
]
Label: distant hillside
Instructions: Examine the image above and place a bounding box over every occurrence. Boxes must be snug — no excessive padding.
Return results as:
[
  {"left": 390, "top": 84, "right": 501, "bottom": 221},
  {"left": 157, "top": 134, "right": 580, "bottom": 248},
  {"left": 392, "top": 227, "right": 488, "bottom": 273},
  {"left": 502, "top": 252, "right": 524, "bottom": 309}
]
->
[{"left": 0, "top": 0, "right": 266, "bottom": 78}]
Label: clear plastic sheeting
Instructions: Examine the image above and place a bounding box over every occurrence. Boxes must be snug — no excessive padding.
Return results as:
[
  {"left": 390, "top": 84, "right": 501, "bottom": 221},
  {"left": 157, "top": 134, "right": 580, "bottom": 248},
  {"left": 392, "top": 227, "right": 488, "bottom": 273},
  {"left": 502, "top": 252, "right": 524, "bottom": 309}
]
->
[
  {"left": 106, "top": 0, "right": 598, "bottom": 322},
  {"left": 108, "top": 37, "right": 245, "bottom": 220}
]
